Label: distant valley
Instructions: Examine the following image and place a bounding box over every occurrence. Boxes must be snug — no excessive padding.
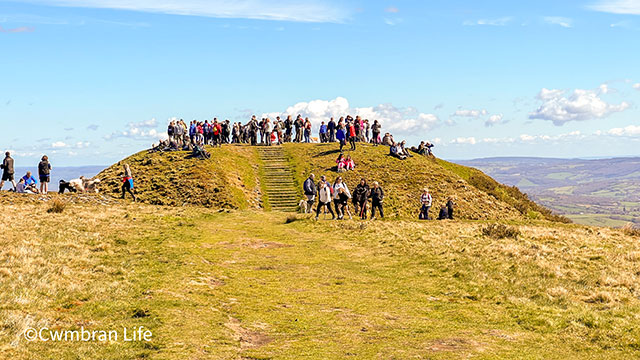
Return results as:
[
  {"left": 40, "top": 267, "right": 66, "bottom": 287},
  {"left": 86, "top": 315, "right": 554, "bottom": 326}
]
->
[{"left": 457, "top": 157, "right": 640, "bottom": 227}]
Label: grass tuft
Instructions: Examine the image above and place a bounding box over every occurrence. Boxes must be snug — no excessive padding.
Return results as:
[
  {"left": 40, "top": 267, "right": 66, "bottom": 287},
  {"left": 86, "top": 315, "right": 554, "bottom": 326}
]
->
[
  {"left": 46, "top": 199, "right": 67, "bottom": 213},
  {"left": 622, "top": 223, "right": 640, "bottom": 237},
  {"left": 481, "top": 223, "right": 521, "bottom": 239}
]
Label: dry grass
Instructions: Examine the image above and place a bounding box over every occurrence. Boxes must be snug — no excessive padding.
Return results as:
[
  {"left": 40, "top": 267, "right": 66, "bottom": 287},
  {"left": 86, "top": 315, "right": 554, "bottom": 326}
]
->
[
  {"left": 46, "top": 198, "right": 67, "bottom": 213},
  {"left": 622, "top": 223, "right": 640, "bottom": 237},
  {"left": 481, "top": 223, "right": 521, "bottom": 239}
]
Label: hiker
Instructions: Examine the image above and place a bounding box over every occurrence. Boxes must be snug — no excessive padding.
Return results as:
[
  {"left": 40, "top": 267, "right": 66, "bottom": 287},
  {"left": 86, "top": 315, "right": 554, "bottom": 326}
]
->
[
  {"left": 390, "top": 142, "right": 407, "bottom": 160},
  {"left": 319, "top": 121, "right": 328, "bottom": 143},
  {"left": 304, "top": 118, "right": 312, "bottom": 143},
  {"left": 121, "top": 164, "right": 136, "bottom": 201},
  {"left": 399, "top": 141, "right": 413, "bottom": 158},
  {"left": 369, "top": 181, "right": 384, "bottom": 219},
  {"left": 371, "top": 120, "right": 381, "bottom": 145},
  {"left": 364, "top": 119, "right": 370, "bottom": 142},
  {"left": 328, "top": 117, "right": 336, "bottom": 142},
  {"left": 284, "top": 115, "right": 293, "bottom": 143},
  {"left": 348, "top": 120, "right": 357, "bottom": 151},
  {"left": 353, "top": 178, "right": 370, "bottom": 220},
  {"left": 315, "top": 179, "right": 335, "bottom": 220},
  {"left": 167, "top": 121, "right": 175, "bottom": 141},
  {"left": 38, "top": 155, "right": 52, "bottom": 194},
  {"left": 419, "top": 188, "right": 432, "bottom": 220},
  {"left": 332, "top": 176, "right": 351, "bottom": 219},
  {"left": 264, "top": 118, "right": 273, "bottom": 146},
  {"left": 303, "top": 173, "right": 316, "bottom": 213},
  {"left": 294, "top": 115, "right": 303, "bottom": 142},
  {"left": 336, "top": 122, "right": 346, "bottom": 151},
  {"left": 21, "top": 171, "right": 39, "bottom": 193},
  {"left": 446, "top": 197, "right": 455, "bottom": 220},
  {"left": 15, "top": 178, "right": 27, "bottom": 193},
  {"left": 0, "top": 151, "right": 16, "bottom": 191},
  {"left": 438, "top": 205, "right": 449, "bottom": 220}
]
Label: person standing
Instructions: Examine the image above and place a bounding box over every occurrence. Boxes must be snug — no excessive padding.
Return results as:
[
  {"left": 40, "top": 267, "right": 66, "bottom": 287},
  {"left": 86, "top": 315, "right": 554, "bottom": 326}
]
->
[
  {"left": 336, "top": 122, "right": 346, "bottom": 152},
  {"left": 348, "top": 121, "right": 357, "bottom": 151},
  {"left": 420, "top": 188, "right": 432, "bottom": 220},
  {"left": 315, "top": 180, "right": 335, "bottom": 220},
  {"left": 332, "top": 176, "right": 351, "bottom": 219},
  {"left": 264, "top": 118, "right": 273, "bottom": 146},
  {"left": 328, "top": 117, "right": 336, "bottom": 142},
  {"left": 304, "top": 118, "right": 312, "bottom": 143},
  {"left": 319, "top": 121, "right": 328, "bottom": 143},
  {"left": 121, "top": 164, "right": 136, "bottom": 202},
  {"left": 369, "top": 181, "right": 384, "bottom": 220},
  {"left": 38, "top": 155, "right": 52, "bottom": 194},
  {"left": 353, "top": 178, "right": 370, "bottom": 220},
  {"left": 294, "top": 115, "right": 303, "bottom": 142},
  {"left": 303, "top": 173, "right": 316, "bottom": 213},
  {"left": 371, "top": 120, "right": 381, "bottom": 145},
  {"left": 284, "top": 115, "right": 293, "bottom": 143},
  {"left": 0, "top": 152, "right": 16, "bottom": 191},
  {"left": 364, "top": 119, "right": 370, "bottom": 143}
]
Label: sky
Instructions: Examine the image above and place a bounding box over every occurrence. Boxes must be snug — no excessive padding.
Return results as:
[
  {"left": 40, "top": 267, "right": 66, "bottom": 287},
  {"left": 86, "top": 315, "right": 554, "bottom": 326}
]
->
[{"left": 1, "top": 0, "right": 640, "bottom": 165}]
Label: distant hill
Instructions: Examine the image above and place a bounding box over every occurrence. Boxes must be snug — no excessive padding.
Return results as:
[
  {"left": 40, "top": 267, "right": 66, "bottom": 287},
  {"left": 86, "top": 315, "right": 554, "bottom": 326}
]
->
[
  {"left": 95, "top": 143, "right": 569, "bottom": 222},
  {"left": 458, "top": 157, "right": 640, "bottom": 227}
]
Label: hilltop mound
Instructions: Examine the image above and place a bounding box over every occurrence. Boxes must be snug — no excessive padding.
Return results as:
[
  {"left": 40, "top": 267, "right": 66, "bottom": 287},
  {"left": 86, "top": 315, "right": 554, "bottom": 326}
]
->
[
  {"left": 96, "top": 146, "right": 262, "bottom": 209},
  {"left": 95, "top": 143, "right": 566, "bottom": 221}
]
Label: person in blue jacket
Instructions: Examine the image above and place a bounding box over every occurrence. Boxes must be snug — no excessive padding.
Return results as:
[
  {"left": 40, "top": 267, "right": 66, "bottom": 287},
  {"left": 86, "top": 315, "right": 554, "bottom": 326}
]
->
[
  {"left": 21, "top": 171, "right": 39, "bottom": 193},
  {"left": 336, "top": 122, "right": 346, "bottom": 152},
  {"left": 319, "top": 122, "right": 328, "bottom": 143}
]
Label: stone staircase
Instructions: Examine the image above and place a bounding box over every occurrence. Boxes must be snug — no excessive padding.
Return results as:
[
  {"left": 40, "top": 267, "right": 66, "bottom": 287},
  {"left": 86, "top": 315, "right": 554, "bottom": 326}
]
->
[{"left": 257, "top": 147, "right": 299, "bottom": 212}]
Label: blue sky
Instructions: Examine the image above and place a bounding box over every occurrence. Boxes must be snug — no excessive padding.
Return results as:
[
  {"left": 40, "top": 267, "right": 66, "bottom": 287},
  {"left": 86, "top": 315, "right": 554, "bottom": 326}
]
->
[{"left": 1, "top": 0, "right": 640, "bottom": 165}]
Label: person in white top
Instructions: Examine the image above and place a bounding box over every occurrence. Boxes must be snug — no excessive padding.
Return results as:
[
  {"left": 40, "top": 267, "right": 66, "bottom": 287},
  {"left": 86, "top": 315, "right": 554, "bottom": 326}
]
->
[
  {"left": 264, "top": 118, "right": 273, "bottom": 146},
  {"left": 420, "top": 188, "right": 433, "bottom": 220},
  {"left": 315, "top": 177, "right": 335, "bottom": 220},
  {"left": 332, "top": 176, "right": 351, "bottom": 218}
]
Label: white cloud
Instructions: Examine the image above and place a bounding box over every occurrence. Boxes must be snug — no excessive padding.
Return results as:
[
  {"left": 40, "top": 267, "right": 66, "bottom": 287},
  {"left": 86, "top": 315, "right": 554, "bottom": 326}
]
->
[
  {"left": 51, "top": 141, "right": 91, "bottom": 149},
  {"left": 608, "top": 125, "right": 640, "bottom": 136},
  {"left": 589, "top": 0, "right": 640, "bottom": 15},
  {"left": 485, "top": 114, "right": 503, "bottom": 127},
  {"left": 105, "top": 118, "right": 167, "bottom": 141},
  {"left": 263, "top": 97, "right": 440, "bottom": 136},
  {"left": 544, "top": 16, "right": 573, "bottom": 28},
  {"left": 463, "top": 17, "right": 513, "bottom": 26},
  {"left": 529, "top": 86, "right": 630, "bottom": 125},
  {"left": 450, "top": 137, "right": 477, "bottom": 145},
  {"left": 20, "top": 0, "right": 350, "bottom": 23},
  {"left": 633, "top": 83, "right": 640, "bottom": 90},
  {"left": 451, "top": 109, "right": 488, "bottom": 118}
]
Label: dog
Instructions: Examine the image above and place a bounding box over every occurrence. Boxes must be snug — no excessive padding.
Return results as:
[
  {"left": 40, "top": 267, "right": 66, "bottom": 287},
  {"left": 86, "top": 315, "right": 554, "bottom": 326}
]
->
[
  {"left": 298, "top": 199, "right": 308, "bottom": 214},
  {"left": 67, "top": 176, "right": 101, "bottom": 193},
  {"left": 58, "top": 179, "right": 77, "bottom": 194},
  {"left": 83, "top": 177, "right": 101, "bottom": 193}
]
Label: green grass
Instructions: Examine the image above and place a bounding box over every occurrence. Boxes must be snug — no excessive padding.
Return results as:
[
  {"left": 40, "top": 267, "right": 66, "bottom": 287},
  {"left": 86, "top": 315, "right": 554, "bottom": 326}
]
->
[{"left": 3, "top": 198, "right": 640, "bottom": 359}]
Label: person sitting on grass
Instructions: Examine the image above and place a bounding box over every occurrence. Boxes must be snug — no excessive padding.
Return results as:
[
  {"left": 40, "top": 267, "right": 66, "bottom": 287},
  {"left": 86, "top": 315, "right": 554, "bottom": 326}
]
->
[
  {"left": 389, "top": 142, "right": 407, "bottom": 160},
  {"left": 399, "top": 140, "right": 413, "bottom": 158},
  {"left": 336, "top": 153, "right": 346, "bottom": 172},
  {"left": 21, "top": 171, "right": 39, "bottom": 193},
  {"left": 446, "top": 197, "right": 455, "bottom": 220},
  {"left": 438, "top": 205, "right": 449, "bottom": 220},
  {"left": 15, "top": 178, "right": 27, "bottom": 193},
  {"left": 344, "top": 155, "right": 355, "bottom": 170}
]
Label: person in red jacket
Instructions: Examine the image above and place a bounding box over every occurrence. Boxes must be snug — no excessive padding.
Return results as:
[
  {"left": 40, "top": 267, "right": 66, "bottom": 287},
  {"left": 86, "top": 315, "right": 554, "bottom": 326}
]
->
[{"left": 348, "top": 121, "right": 356, "bottom": 151}]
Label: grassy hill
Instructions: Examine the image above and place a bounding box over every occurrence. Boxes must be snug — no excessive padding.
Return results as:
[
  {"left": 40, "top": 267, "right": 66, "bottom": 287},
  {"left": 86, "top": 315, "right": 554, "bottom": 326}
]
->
[
  {"left": 1, "top": 196, "right": 638, "bottom": 359},
  {"left": 96, "top": 143, "right": 566, "bottom": 222}
]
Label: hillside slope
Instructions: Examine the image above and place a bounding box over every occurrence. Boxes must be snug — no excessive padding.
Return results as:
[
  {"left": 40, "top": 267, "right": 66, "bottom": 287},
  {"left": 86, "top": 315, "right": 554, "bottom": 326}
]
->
[
  {"left": 97, "top": 146, "right": 262, "bottom": 209},
  {"left": 95, "top": 143, "right": 564, "bottom": 222},
  {"left": 284, "top": 143, "right": 563, "bottom": 221}
]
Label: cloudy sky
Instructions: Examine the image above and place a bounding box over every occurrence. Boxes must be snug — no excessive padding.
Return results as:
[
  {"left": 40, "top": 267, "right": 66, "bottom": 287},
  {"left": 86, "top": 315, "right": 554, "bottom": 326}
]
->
[{"left": 1, "top": 0, "right": 640, "bottom": 165}]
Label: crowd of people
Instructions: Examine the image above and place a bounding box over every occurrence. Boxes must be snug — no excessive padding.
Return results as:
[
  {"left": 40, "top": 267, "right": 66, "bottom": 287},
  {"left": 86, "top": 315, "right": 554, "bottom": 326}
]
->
[
  {"left": 157, "top": 115, "right": 435, "bottom": 160},
  {"left": 0, "top": 152, "right": 52, "bottom": 194},
  {"left": 302, "top": 173, "right": 454, "bottom": 221}
]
